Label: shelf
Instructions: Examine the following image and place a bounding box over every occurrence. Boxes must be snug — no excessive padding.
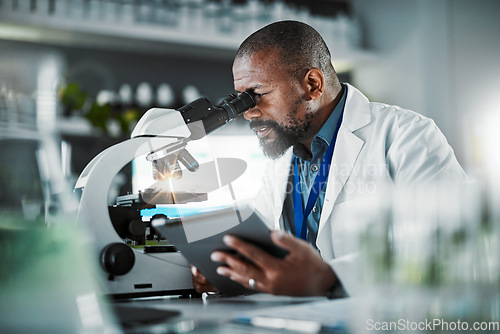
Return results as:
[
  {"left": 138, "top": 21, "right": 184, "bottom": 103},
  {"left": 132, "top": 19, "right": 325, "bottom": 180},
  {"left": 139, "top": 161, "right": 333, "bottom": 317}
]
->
[
  {"left": 0, "top": 121, "right": 41, "bottom": 141},
  {"left": 56, "top": 116, "right": 97, "bottom": 137},
  {"left": 0, "top": 11, "right": 240, "bottom": 60},
  {"left": 0, "top": 10, "right": 376, "bottom": 68}
]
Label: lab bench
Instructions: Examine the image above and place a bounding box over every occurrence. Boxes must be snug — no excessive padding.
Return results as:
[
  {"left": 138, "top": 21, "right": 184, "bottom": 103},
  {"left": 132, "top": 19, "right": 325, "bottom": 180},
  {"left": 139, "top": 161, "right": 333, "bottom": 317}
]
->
[{"left": 110, "top": 293, "right": 349, "bottom": 334}]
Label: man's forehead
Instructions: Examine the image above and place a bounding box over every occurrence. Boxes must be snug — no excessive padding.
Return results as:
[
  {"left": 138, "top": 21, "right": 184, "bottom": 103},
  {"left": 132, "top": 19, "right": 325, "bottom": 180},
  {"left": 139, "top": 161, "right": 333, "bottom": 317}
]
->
[
  {"left": 233, "top": 51, "right": 282, "bottom": 89},
  {"left": 233, "top": 54, "right": 266, "bottom": 74},
  {"left": 234, "top": 49, "right": 279, "bottom": 70},
  {"left": 233, "top": 71, "right": 271, "bottom": 93},
  {"left": 233, "top": 59, "right": 265, "bottom": 88}
]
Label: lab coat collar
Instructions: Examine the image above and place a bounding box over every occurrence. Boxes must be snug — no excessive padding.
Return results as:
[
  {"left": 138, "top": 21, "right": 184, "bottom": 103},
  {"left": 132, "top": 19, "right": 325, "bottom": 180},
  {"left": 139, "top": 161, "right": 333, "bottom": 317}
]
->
[
  {"left": 269, "top": 84, "right": 372, "bottom": 231},
  {"left": 317, "top": 84, "right": 371, "bottom": 242},
  {"left": 342, "top": 83, "right": 371, "bottom": 132}
]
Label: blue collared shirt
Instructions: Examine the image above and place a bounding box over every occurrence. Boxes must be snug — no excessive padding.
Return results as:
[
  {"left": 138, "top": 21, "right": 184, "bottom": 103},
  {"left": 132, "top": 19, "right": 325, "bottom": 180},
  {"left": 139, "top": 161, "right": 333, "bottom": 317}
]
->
[{"left": 282, "top": 84, "right": 347, "bottom": 248}]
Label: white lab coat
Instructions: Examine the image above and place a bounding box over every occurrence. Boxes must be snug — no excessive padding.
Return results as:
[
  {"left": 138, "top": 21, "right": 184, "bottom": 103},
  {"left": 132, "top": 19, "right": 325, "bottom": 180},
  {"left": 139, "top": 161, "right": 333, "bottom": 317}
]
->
[{"left": 253, "top": 84, "right": 467, "bottom": 295}]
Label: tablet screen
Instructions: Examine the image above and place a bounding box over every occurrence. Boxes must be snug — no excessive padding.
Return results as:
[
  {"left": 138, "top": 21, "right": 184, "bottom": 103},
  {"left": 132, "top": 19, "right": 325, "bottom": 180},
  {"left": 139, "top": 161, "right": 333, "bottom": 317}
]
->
[{"left": 152, "top": 203, "right": 287, "bottom": 296}]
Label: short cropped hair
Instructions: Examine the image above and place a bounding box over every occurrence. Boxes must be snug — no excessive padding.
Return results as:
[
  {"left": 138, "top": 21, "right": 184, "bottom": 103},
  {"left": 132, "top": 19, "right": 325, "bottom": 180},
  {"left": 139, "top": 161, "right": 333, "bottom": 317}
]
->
[{"left": 236, "top": 20, "right": 336, "bottom": 83}]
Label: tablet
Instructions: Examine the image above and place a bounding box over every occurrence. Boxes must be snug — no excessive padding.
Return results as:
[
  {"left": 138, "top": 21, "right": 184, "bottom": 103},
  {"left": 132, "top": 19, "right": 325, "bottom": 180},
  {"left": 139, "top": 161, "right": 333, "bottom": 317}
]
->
[{"left": 152, "top": 203, "right": 288, "bottom": 296}]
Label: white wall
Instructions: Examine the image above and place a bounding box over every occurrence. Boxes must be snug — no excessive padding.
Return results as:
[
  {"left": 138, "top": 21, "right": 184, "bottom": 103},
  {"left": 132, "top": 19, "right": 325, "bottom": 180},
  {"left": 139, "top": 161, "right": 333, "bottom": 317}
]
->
[{"left": 351, "top": 0, "right": 500, "bottom": 172}]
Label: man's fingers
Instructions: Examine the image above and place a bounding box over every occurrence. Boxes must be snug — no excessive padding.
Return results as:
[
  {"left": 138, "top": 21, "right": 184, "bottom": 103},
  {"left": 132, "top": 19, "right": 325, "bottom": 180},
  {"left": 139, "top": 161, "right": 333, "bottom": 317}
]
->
[
  {"left": 216, "top": 264, "right": 262, "bottom": 291},
  {"left": 270, "top": 230, "right": 309, "bottom": 252},
  {"left": 193, "top": 280, "right": 219, "bottom": 293},
  {"left": 216, "top": 265, "right": 245, "bottom": 283},
  {"left": 191, "top": 265, "right": 218, "bottom": 293},
  {"left": 191, "top": 265, "right": 210, "bottom": 284},
  {"left": 191, "top": 265, "right": 199, "bottom": 276},
  {"left": 212, "top": 250, "right": 265, "bottom": 288},
  {"left": 212, "top": 250, "right": 261, "bottom": 279},
  {"left": 222, "top": 235, "right": 278, "bottom": 269}
]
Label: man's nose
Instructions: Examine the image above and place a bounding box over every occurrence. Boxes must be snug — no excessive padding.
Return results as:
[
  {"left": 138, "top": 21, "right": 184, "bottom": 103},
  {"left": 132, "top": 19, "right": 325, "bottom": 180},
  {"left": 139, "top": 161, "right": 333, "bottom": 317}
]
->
[{"left": 243, "top": 107, "right": 262, "bottom": 120}]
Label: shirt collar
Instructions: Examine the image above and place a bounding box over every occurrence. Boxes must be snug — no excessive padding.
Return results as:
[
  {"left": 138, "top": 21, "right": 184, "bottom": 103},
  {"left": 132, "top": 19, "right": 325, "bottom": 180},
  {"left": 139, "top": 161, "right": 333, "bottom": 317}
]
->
[
  {"left": 315, "top": 84, "right": 347, "bottom": 147},
  {"left": 293, "top": 84, "right": 347, "bottom": 161}
]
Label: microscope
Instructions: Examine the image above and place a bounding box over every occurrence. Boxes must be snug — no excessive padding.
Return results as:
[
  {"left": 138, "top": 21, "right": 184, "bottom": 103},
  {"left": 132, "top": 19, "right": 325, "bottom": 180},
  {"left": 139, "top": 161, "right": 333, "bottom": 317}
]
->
[{"left": 75, "top": 91, "right": 255, "bottom": 298}]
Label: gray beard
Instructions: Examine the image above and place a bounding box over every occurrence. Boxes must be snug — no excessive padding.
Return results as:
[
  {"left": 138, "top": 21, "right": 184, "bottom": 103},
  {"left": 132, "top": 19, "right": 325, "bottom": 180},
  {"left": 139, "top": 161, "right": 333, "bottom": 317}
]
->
[{"left": 252, "top": 117, "right": 314, "bottom": 159}]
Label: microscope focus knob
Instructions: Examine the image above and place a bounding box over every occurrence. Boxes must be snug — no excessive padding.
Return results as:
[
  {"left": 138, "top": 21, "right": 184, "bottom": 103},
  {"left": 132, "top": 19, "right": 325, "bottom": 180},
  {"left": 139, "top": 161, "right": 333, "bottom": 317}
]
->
[
  {"left": 100, "top": 243, "right": 135, "bottom": 276},
  {"left": 128, "top": 219, "right": 146, "bottom": 237}
]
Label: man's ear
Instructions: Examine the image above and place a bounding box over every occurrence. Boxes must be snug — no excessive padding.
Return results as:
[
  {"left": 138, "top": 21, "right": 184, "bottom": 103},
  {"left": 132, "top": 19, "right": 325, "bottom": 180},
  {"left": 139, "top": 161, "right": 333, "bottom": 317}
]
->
[{"left": 303, "top": 68, "right": 325, "bottom": 100}]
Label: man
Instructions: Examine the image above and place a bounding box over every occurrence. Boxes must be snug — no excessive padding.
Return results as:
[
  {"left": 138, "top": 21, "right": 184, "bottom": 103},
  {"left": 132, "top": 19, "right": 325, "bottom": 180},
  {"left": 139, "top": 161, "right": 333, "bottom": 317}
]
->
[{"left": 192, "top": 20, "right": 466, "bottom": 297}]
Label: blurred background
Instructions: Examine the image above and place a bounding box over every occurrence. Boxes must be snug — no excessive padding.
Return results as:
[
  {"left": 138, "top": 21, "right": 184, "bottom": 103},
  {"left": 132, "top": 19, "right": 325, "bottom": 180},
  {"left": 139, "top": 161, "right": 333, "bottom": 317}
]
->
[
  {"left": 1, "top": 1, "right": 500, "bottom": 331},
  {"left": 1, "top": 0, "right": 499, "bottom": 190}
]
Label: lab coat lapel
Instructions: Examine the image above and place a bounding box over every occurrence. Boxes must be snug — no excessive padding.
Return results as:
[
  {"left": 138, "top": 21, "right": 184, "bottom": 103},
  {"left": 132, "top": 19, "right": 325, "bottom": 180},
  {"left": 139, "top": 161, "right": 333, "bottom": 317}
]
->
[
  {"left": 317, "top": 84, "right": 370, "bottom": 238},
  {"left": 272, "top": 150, "right": 293, "bottom": 228}
]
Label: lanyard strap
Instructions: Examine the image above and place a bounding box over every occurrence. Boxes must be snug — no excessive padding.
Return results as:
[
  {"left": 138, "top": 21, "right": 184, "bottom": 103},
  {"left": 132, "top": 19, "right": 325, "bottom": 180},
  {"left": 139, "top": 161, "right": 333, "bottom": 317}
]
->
[{"left": 293, "top": 110, "right": 344, "bottom": 240}]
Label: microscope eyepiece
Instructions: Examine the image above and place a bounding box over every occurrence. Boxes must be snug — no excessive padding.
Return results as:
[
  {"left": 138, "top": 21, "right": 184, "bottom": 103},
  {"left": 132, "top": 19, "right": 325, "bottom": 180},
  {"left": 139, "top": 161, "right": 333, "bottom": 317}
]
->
[
  {"left": 218, "top": 90, "right": 256, "bottom": 119},
  {"left": 179, "top": 90, "right": 256, "bottom": 138},
  {"left": 146, "top": 90, "right": 256, "bottom": 181}
]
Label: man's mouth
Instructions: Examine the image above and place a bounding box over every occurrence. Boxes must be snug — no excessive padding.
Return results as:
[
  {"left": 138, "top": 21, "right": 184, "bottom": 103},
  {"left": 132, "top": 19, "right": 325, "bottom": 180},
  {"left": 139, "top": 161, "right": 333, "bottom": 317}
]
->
[{"left": 256, "top": 126, "right": 271, "bottom": 139}]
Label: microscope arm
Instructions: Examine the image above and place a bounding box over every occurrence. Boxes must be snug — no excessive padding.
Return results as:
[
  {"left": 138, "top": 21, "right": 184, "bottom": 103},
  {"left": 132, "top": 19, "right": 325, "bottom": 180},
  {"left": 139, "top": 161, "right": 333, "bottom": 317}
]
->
[
  {"left": 74, "top": 92, "right": 255, "bottom": 295},
  {"left": 131, "top": 108, "right": 190, "bottom": 139},
  {"left": 76, "top": 108, "right": 190, "bottom": 191},
  {"left": 76, "top": 136, "right": 185, "bottom": 248}
]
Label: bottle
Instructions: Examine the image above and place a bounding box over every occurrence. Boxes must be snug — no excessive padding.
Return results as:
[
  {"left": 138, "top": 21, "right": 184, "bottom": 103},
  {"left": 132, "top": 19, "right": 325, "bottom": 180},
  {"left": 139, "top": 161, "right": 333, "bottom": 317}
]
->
[
  {"left": 135, "top": 82, "right": 153, "bottom": 110},
  {"left": 156, "top": 83, "right": 175, "bottom": 108},
  {"left": 181, "top": 85, "right": 201, "bottom": 105},
  {"left": 118, "top": 83, "right": 133, "bottom": 107}
]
